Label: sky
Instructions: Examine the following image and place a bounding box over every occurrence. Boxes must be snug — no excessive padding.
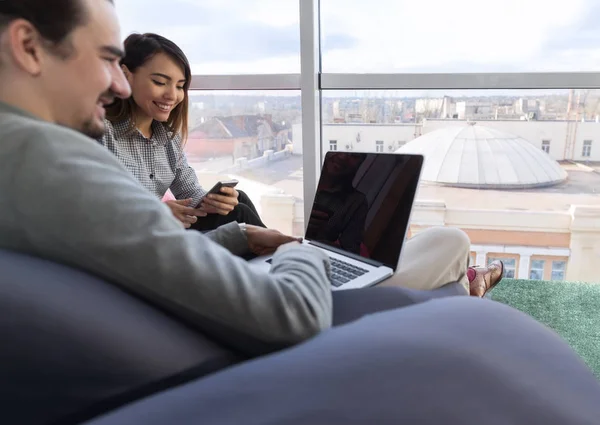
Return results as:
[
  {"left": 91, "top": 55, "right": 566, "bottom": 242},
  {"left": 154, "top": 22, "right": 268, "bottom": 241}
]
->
[
  {"left": 112, "top": 0, "right": 600, "bottom": 103},
  {"left": 115, "top": 0, "right": 600, "bottom": 75}
]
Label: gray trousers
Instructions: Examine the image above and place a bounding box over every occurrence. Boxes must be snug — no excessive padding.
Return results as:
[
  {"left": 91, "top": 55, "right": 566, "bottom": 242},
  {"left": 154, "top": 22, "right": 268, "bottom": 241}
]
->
[{"left": 84, "top": 296, "right": 600, "bottom": 425}]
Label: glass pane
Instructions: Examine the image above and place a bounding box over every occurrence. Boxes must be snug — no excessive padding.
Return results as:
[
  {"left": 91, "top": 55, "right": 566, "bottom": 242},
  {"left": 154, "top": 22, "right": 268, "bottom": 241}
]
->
[
  {"left": 530, "top": 269, "right": 544, "bottom": 280},
  {"left": 552, "top": 261, "right": 567, "bottom": 271},
  {"left": 321, "top": 0, "right": 598, "bottom": 73},
  {"left": 320, "top": 88, "right": 600, "bottom": 283},
  {"left": 551, "top": 271, "right": 566, "bottom": 281},
  {"left": 187, "top": 90, "right": 303, "bottom": 236},
  {"left": 116, "top": 0, "right": 300, "bottom": 74},
  {"left": 531, "top": 259, "right": 546, "bottom": 269}
]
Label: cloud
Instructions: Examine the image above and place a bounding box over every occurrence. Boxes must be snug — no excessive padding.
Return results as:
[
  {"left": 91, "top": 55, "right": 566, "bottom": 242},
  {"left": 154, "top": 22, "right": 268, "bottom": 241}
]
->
[
  {"left": 535, "top": 1, "right": 600, "bottom": 69},
  {"left": 114, "top": 0, "right": 598, "bottom": 74},
  {"left": 116, "top": 0, "right": 218, "bottom": 32},
  {"left": 159, "top": 23, "right": 299, "bottom": 63}
]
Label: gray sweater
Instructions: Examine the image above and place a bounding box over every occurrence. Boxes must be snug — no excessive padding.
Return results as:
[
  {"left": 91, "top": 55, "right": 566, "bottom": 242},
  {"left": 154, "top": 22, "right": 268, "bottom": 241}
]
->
[{"left": 0, "top": 102, "right": 332, "bottom": 350}]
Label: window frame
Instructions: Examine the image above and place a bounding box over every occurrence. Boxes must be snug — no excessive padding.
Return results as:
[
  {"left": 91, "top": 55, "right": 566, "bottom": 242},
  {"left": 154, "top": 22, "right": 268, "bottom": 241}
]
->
[
  {"left": 551, "top": 260, "right": 567, "bottom": 281},
  {"left": 529, "top": 259, "right": 546, "bottom": 280},
  {"left": 541, "top": 139, "right": 550, "bottom": 154},
  {"left": 582, "top": 140, "right": 593, "bottom": 158},
  {"left": 486, "top": 254, "right": 518, "bottom": 279},
  {"left": 184, "top": 0, "right": 600, "bottom": 228}
]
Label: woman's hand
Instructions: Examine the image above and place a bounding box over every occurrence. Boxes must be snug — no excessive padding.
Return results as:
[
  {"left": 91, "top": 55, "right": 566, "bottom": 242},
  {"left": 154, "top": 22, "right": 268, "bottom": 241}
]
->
[
  {"left": 165, "top": 199, "right": 207, "bottom": 228},
  {"left": 199, "top": 187, "right": 240, "bottom": 216}
]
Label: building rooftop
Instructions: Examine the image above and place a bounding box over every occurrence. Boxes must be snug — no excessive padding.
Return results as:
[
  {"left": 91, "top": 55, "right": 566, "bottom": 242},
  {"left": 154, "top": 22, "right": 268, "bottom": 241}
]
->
[
  {"left": 397, "top": 124, "right": 568, "bottom": 189},
  {"left": 191, "top": 155, "right": 600, "bottom": 213}
]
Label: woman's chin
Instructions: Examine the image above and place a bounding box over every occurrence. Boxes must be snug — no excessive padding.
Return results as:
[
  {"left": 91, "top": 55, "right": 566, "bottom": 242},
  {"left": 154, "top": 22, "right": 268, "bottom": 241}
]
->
[{"left": 152, "top": 114, "right": 170, "bottom": 122}]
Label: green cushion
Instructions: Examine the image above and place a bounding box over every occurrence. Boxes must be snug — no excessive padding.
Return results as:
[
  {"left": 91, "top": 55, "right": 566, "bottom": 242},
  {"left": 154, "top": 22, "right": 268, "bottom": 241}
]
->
[{"left": 490, "top": 279, "right": 600, "bottom": 379}]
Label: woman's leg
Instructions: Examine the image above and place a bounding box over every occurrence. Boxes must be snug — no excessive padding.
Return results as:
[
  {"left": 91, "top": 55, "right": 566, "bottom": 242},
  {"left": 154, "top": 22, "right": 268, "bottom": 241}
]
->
[
  {"left": 378, "top": 227, "right": 471, "bottom": 292},
  {"left": 190, "top": 190, "right": 266, "bottom": 232},
  {"left": 236, "top": 190, "right": 265, "bottom": 225}
]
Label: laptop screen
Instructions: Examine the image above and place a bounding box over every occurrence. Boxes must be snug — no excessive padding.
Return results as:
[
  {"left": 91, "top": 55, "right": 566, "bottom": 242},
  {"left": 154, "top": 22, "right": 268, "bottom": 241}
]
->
[{"left": 305, "top": 152, "right": 423, "bottom": 270}]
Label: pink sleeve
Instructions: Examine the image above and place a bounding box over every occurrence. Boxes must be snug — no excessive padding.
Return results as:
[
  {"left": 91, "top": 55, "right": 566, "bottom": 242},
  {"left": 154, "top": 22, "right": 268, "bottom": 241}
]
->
[{"left": 162, "top": 189, "right": 176, "bottom": 202}]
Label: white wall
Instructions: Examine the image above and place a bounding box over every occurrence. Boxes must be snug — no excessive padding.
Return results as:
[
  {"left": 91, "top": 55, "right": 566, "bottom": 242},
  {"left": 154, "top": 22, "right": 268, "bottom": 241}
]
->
[
  {"left": 424, "top": 119, "right": 600, "bottom": 161},
  {"left": 321, "top": 123, "right": 417, "bottom": 156},
  {"left": 292, "top": 123, "right": 303, "bottom": 155},
  {"left": 317, "top": 120, "right": 600, "bottom": 162}
]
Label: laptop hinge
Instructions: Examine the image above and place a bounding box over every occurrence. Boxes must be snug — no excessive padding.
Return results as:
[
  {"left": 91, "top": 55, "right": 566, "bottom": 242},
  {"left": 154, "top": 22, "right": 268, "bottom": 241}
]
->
[{"left": 307, "top": 240, "right": 385, "bottom": 268}]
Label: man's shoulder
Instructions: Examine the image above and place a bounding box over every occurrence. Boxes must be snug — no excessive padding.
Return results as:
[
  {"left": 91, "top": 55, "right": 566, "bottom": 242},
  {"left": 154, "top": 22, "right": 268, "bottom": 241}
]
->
[
  {"left": 0, "top": 111, "right": 124, "bottom": 170},
  {"left": 0, "top": 111, "right": 93, "bottom": 146}
]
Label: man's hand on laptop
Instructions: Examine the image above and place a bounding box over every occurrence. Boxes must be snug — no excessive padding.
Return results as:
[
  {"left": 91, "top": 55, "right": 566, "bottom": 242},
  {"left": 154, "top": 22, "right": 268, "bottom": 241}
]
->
[{"left": 246, "top": 225, "right": 302, "bottom": 256}]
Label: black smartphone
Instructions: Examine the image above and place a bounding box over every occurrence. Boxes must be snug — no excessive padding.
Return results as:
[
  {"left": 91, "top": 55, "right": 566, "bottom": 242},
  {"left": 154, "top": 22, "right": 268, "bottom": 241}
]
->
[{"left": 207, "top": 179, "right": 239, "bottom": 195}]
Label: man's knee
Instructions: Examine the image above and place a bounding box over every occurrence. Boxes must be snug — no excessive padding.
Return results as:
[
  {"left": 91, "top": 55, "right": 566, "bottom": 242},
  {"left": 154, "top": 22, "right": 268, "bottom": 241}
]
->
[
  {"left": 441, "top": 227, "right": 470, "bottom": 251},
  {"left": 418, "top": 226, "right": 470, "bottom": 248}
]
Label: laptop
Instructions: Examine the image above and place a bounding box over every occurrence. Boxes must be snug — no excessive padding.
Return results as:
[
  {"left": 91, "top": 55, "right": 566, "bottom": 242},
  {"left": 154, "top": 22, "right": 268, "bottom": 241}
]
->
[{"left": 250, "top": 151, "right": 424, "bottom": 290}]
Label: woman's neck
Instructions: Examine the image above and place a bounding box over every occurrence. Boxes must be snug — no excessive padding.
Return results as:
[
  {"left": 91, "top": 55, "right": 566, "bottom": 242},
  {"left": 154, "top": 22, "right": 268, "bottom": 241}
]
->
[{"left": 133, "top": 110, "right": 153, "bottom": 139}]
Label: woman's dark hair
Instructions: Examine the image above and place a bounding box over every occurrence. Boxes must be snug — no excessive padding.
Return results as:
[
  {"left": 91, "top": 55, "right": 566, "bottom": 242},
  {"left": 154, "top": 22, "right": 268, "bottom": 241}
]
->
[
  {"left": 105, "top": 33, "right": 191, "bottom": 143},
  {"left": 0, "top": 0, "right": 113, "bottom": 58}
]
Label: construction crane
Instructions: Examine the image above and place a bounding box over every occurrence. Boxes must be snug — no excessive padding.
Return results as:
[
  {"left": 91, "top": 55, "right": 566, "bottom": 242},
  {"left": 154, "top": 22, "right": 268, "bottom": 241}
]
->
[{"left": 563, "top": 89, "right": 590, "bottom": 161}]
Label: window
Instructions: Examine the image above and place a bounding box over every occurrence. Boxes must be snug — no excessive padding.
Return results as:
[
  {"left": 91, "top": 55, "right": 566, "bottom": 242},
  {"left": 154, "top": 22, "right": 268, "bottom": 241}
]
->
[
  {"left": 469, "top": 252, "right": 476, "bottom": 267},
  {"left": 582, "top": 140, "right": 592, "bottom": 157},
  {"left": 329, "top": 140, "right": 338, "bottom": 151},
  {"left": 529, "top": 259, "right": 545, "bottom": 280},
  {"left": 542, "top": 140, "right": 550, "bottom": 154},
  {"left": 187, "top": 90, "right": 303, "bottom": 236},
  {"left": 116, "top": 0, "right": 300, "bottom": 74},
  {"left": 376, "top": 140, "right": 384, "bottom": 153},
  {"left": 318, "top": 88, "right": 600, "bottom": 283},
  {"left": 488, "top": 257, "right": 516, "bottom": 279},
  {"left": 321, "top": 0, "right": 598, "bottom": 73},
  {"left": 551, "top": 261, "right": 567, "bottom": 281}
]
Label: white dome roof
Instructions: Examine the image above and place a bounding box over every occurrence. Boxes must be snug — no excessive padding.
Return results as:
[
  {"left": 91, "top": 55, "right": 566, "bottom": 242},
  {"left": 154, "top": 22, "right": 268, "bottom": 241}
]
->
[{"left": 397, "top": 124, "right": 568, "bottom": 189}]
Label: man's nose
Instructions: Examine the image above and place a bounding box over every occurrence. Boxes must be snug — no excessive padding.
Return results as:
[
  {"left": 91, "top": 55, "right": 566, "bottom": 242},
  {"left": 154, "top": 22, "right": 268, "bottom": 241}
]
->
[{"left": 111, "top": 66, "right": 132, "bottom": 99}]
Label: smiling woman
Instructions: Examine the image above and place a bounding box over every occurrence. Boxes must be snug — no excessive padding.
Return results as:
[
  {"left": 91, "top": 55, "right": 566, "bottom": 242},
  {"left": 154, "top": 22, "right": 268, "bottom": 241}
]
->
[
  {"left": 106, "top": 32, "right": 191, "bottom": 141},
  {"left": 99, "top": 33, "right": 267, "bottom": 232}
]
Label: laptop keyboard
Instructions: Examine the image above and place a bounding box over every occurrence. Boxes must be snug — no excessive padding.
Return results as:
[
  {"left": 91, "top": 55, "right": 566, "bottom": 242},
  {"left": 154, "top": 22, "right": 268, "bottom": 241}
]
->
[
  {"left": 265, "top": 256, "right": 369, "bottom": 287},
  {"left": 329, "top": 257, "right": 368, "bottom": 287}
]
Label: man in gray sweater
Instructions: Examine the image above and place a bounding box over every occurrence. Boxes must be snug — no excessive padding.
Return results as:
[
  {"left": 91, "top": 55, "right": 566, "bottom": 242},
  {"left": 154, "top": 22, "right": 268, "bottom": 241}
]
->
[{"left": 0, "top": 0, "right": 332, "bottom": 352}]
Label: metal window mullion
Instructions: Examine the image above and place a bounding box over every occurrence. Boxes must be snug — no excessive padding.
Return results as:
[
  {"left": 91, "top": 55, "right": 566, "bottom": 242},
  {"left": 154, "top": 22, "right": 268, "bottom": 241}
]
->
[
  {"left": 189, "top": 74, "right": 301, "bottom": 91},
  {"left": 320, "top": 72, "right": 600, "bottom": 90},
  {"left": 299, "top": 0, "right": 322, "bottom": 228}
]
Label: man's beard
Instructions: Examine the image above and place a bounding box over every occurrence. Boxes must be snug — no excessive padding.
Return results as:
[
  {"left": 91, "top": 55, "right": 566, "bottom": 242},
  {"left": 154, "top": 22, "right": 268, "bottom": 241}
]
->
[
  {"left": 80, "top": 118, "right": 106, "bottom": 139},
  {"left": 79, "top": 90, "right": 116, "bottom": 138}
]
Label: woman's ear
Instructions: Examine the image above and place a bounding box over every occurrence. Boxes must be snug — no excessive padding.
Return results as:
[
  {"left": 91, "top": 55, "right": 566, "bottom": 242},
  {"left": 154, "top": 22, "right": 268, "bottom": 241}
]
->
[{"left": 121, "top": 64, "right": 132, "bottom": 83}]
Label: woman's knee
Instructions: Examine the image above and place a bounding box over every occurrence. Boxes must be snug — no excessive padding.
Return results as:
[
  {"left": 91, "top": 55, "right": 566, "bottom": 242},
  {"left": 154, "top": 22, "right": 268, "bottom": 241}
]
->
[
  {"left": 234, "top": 203, "right": 263, "bottom": 226},
  {"left": 236, "top": 190, "right": 251, "bottom": 204}
]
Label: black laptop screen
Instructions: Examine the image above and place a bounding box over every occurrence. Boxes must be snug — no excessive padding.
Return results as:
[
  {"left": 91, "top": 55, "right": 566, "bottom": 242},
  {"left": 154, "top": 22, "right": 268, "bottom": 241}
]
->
[{"left": 304, "top": 152, "right": 423, "bottom": 270}]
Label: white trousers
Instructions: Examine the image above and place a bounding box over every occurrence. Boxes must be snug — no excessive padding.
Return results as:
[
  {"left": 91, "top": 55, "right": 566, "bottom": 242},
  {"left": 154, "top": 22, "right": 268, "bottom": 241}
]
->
[{"left": 379, "top": 227, "right": 471, "bottom": 293}]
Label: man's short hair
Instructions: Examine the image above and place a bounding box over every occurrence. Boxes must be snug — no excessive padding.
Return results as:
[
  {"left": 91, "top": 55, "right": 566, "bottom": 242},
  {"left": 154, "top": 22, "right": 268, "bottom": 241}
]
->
[{"left": 0, "top": 0, "right": 114, "bottom": 58}]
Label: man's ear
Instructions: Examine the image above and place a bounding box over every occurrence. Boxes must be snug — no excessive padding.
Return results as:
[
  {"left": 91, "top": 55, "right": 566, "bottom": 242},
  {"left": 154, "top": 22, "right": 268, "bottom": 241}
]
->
[{"left": 5, "top": 19, "right": 45, "bottom": 76}]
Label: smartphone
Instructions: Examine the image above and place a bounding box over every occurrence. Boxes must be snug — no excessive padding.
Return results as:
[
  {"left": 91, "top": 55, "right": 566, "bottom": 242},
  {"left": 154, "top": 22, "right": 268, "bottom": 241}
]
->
[{"left": 207, "top": 179, "right": 239, "bottom": 195}]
